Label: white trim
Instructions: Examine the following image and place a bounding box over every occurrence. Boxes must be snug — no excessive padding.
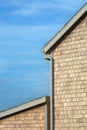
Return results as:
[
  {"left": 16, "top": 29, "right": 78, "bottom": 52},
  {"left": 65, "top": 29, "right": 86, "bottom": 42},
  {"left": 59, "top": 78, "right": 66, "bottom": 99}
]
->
[
  {"left": 0, "top": 96, "right": 49, "bottom": 118},
  {"left": 42, "top": 3, "right": 87, "bottom": 53}
]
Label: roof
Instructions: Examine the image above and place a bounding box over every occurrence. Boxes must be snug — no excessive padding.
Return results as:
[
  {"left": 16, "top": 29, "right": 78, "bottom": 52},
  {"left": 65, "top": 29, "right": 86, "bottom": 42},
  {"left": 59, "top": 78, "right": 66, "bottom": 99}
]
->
[
  {"left": 0, "top": 96, "right": 50, "bottom": 119},
  {"left": 42, "top": 3, "right": 87, "bottom": 54}
]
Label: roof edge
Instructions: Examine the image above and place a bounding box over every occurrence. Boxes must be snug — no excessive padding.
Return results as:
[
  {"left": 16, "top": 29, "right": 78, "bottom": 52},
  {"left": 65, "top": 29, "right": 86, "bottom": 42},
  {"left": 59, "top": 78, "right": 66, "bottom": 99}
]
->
[
  {"left": 42, "top": 3, "right": 87, "bottom": 53},
  {"left": 0, "top": 96, "right": 50, "bottom": 119}
]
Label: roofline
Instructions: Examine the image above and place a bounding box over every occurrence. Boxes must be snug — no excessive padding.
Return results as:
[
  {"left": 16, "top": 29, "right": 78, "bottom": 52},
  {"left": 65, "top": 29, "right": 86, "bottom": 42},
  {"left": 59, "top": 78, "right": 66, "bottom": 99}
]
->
[
  {"left": 0, "top": 96, "right": 50, "bottom": 119},
  {"left": 42, "top": 3, "right": 87, "bottom": 53}
]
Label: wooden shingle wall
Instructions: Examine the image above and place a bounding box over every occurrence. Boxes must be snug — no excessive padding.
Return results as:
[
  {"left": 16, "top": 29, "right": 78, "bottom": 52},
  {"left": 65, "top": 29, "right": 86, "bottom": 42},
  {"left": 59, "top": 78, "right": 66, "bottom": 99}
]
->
[
  {"left": 0, "top": 101, "right": 50, "bottom": 130},
  {"left": 53, "top": 14, "right": 87, "bottom": 130}
]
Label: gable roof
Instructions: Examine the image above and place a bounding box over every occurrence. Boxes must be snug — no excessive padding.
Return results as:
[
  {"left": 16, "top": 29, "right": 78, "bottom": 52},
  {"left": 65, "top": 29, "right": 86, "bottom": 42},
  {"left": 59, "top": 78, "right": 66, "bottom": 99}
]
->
[
  {"left": 42, "top": 3, "right": 87, "bottom": 54},
  {"left": 0, "top": 96, "right": 49, "bottom": 119}
]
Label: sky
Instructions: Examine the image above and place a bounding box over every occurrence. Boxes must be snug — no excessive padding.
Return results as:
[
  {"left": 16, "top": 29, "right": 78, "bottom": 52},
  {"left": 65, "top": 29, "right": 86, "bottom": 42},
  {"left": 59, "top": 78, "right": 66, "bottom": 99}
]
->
[{"left": 0, "top": 0, "right": 86, "bottom": 111}]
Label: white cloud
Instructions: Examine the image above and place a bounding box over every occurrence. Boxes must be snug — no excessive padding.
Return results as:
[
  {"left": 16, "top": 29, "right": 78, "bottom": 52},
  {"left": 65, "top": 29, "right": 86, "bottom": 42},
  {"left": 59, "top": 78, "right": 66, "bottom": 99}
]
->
[
  {"left": 13, "top": 1, "right": 73, "bottom": 16},
  {"left": 14, "top": 8, "right": 37, "bottom": 15},
  {"left": 12, "top": 0, "right": 86, "bottom": 16},
  {"left": 0, "top": 0, "right": 86, "bottom": 17},
  {"left": 0, "top": 0, "right": 86, "bottom": 16},
  {"left": 0, "top": 24, "right": 62, "bottom": 39}
]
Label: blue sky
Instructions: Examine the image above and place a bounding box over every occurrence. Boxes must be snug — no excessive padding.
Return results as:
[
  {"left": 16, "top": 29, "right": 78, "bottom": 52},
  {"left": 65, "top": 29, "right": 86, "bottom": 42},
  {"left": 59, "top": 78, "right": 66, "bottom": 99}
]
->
[{"left": 0, "top": 0, "right": 86, "bottom": 111}]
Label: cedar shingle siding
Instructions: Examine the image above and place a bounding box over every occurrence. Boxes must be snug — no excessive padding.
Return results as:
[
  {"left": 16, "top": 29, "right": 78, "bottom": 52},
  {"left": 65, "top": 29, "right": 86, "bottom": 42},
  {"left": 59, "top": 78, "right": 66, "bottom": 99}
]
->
[
  {"left": 0, "top": 105, "right": 44, "bottom": 130},
  {"left": 0, "top": 97, "right": 50, "bottom": 130},
  {"left": 53, "top": 13, "right": 87, "bottom": 130},
  {"left": 0, "top": 3, "right": 87, "bottom": 130}
]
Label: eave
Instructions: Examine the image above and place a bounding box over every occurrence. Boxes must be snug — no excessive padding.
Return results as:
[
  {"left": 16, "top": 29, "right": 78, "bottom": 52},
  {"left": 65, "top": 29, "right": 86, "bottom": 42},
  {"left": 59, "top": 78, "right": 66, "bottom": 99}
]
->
[
  {"left": 0, "top": 96, "right": 50, "bottom": 119},
  {"left": 42, "top": 3, "right": 87, "bottom": 54}
]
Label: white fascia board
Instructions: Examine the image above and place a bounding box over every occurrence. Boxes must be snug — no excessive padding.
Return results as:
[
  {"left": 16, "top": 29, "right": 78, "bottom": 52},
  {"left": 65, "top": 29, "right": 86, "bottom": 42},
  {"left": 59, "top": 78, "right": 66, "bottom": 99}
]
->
[
  {"left": 0, "top": 96, "right": 49, "bottom": 118},
  {"left": 42, "top": 3, "right": 87, "bottom": 53}
]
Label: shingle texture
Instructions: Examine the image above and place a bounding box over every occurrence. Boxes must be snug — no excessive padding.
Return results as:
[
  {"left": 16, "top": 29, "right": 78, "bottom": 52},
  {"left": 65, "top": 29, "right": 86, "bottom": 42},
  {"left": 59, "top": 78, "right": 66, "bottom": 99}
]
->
[
  {"left": 53, "top": 14, "right": 87, "bottom": 130},
  {"left": 0, "top": 105, "right": 46, "bottom": 130}
]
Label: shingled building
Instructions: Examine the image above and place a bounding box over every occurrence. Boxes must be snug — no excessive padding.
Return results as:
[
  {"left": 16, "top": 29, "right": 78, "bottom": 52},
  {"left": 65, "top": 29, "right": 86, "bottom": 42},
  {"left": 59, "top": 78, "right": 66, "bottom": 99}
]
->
[
  {"left": 43, "top": 3, "right": 87, "bottom": 130},
  {"left": 0, "top": 3, "right": 87, "bottom": 130}
]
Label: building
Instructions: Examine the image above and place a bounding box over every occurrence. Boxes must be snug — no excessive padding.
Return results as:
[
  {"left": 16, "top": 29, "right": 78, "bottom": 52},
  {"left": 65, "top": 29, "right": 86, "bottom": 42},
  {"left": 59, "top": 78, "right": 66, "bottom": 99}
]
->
[
  {"left": 42, "top": 3, "right": 87, "bottom": 130},
  {"left": 0, "top": 96, "right": 50, "bottom": 130},
  {"left": 0, "top": 3, "right": 87, "bottom": 130}
]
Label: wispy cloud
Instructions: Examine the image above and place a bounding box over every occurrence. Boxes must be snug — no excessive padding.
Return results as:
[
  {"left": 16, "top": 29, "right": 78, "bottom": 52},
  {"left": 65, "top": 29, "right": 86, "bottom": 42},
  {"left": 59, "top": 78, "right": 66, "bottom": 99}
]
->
[
  {"left": 0, "top": 24, "right": 62, "bottom": 41},
  {"left": 13, "top": 1, "right": 74, "bottom": 16},
  {"left": 0, "top": 22, "right": 51, "bottom": 91},
  {"left": 0, "top": 0, "right": 86, "bottom": 16},
  {"left": 0, "top": 0, "right": 86, "bottom": 111},
  {"left": 12, "top": 0, "right": 86, "bottom": 16}
]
